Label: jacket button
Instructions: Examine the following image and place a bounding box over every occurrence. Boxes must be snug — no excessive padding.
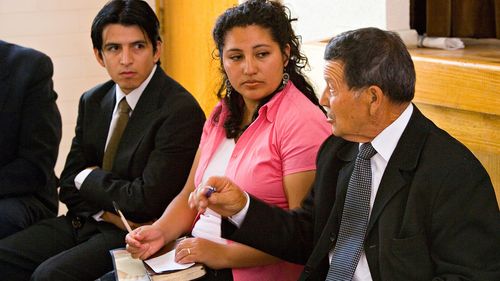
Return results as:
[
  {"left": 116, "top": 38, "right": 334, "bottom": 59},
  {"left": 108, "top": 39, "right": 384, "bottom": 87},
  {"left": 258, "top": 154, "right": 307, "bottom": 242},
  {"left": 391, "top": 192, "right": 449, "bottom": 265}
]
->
[
  {"left": 330, "top": 233, "right": 336, "bottom": 242},
  {"left": 71, "top": 216, "right": 83, "bottom": 229}
]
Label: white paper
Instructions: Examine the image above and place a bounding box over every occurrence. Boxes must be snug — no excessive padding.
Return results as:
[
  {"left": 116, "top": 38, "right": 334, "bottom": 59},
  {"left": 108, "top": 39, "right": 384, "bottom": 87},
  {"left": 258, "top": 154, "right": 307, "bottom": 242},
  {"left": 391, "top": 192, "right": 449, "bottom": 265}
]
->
[{"left": 144, "top": 248, "right": 195, "bottom": 273}]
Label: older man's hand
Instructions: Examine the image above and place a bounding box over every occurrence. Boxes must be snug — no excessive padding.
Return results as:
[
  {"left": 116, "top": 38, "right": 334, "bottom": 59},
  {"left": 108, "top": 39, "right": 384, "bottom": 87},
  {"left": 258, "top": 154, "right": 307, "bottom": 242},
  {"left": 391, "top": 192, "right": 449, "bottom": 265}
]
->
[{"left": 188, "top": 176, "right": 247, "bottom": 217}]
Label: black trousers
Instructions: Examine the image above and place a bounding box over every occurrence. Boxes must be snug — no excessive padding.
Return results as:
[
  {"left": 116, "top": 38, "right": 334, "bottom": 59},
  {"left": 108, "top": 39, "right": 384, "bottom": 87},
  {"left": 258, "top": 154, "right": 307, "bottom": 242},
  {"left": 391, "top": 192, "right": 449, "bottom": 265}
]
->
[
  {"left": 0, "top": 196, "right": 55, "bottom": 239},
  {"left": 0, "top": 215, "right": 126, "bottom": 281}
]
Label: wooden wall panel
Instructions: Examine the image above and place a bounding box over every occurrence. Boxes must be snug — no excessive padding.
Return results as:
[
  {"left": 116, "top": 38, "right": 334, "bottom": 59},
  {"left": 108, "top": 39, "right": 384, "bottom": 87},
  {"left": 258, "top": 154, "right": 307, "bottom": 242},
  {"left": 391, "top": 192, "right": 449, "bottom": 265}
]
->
[{"left": 409, "top": 40, "right": 500, "bottom": 206}]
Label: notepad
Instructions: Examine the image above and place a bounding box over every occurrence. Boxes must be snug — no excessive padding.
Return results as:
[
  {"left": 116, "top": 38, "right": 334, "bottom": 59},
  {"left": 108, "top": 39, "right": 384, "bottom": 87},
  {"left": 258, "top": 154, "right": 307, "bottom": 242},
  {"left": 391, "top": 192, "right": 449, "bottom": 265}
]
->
[{"left": 144, "top": 248, "right": 194, "bottom": 272}]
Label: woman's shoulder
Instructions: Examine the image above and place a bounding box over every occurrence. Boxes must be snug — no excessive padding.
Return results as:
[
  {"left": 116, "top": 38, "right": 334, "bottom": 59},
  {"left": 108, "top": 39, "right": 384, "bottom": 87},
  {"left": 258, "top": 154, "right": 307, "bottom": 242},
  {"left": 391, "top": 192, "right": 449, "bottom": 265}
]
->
[
  {"left": 206, "top": 101, "right": 225, "bottom": 123},
  {"left": 277, "top": 83, "right": 325, "bottom": 121}
]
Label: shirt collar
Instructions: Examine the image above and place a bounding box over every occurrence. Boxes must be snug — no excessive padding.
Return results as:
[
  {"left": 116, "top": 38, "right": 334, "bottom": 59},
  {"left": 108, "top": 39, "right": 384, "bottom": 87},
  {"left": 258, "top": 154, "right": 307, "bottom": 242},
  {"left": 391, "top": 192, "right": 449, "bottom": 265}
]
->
[
  {"left": 258, "top": 82, "right": 293, "bottom": 123},
  {"left": 114, "top": 64, "right": 157, "bottom": 112},
  {"left": 370, "top": 103, "right": 413, "bottom": 162}
]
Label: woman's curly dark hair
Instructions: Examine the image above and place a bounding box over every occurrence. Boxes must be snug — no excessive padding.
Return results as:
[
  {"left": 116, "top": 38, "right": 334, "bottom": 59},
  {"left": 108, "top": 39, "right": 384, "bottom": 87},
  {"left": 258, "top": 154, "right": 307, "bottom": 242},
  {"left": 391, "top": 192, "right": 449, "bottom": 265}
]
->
[{"left": 212, "top": 0, "right": 323, "bottom": 138}]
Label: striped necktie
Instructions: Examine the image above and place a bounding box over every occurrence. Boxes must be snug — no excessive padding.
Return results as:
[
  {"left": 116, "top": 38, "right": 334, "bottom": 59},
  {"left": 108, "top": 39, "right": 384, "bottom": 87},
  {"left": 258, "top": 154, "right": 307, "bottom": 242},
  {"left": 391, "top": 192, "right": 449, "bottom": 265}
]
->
[{"left": 326, "top": 143, "right": 377, "bottom": 281}]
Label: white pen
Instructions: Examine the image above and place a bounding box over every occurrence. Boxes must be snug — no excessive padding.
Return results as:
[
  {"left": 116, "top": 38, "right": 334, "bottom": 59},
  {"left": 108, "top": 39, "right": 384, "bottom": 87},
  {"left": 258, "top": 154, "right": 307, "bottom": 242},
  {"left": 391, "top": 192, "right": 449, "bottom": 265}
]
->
[{"left": 112, "top": 201, "right": 133, "bottom": 233}]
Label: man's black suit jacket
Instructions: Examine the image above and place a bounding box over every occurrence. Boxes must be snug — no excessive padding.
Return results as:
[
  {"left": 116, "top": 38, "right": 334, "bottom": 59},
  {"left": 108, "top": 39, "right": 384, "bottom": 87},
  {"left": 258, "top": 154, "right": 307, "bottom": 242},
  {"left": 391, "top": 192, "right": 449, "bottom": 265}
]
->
[
  {"left": 230, "top": 105, "right": 500, "bottom": 280},
  {"left": 0, "top": 40, "right": 62, "bottom": 214},
  {"left": 59, "top": 66, "right": 205, "bottom": 222}
]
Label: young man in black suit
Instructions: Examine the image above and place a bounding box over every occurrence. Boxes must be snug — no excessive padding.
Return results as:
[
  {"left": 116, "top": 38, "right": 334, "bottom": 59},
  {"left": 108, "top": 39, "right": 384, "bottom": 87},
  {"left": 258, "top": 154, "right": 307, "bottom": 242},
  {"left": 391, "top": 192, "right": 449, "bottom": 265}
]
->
[
  {"left": 186, "top": 28, "right": 500, "bottom": 280},
  {"left": 0, "top": 1, "right": 205, "bottom": 280},
  {"left": 0, "top": 41, "right": 62, "bottom": 239}
]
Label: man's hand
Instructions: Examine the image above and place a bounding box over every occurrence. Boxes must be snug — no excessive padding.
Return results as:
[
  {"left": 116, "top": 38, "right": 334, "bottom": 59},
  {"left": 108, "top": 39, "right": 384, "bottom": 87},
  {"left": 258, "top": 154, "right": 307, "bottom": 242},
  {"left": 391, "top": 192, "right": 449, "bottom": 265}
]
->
[{"left": 188, "top": 176, "right": 247, "bottom": 217}]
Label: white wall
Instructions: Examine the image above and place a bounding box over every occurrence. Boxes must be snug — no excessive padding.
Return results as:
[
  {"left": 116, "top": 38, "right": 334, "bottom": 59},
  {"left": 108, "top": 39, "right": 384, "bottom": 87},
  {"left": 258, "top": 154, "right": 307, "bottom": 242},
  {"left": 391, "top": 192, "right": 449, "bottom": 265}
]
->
[
  {"left": 0, "top": 0, "right": 154, "bottom": 175},
  {"left": 282, "top": 0, "right": 415, "bottom": 96},
  {"left": 284, "top": 0, "right": 410, "bottom": 43}
]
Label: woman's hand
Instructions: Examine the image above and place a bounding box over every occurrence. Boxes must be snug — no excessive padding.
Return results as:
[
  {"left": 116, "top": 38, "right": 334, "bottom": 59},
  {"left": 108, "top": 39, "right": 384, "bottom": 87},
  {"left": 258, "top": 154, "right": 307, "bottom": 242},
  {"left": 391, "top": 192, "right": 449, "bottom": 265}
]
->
[
  {"left": 174, "top": 237, "right": 229, "bottom": 269},
  {"left": 125, "top": 225, "right": 165, "bottom": 260}
]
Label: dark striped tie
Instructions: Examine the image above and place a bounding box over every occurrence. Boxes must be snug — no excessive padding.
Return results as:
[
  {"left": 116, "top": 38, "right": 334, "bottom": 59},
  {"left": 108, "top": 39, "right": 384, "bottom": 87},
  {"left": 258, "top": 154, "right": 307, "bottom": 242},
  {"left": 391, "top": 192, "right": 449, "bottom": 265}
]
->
[{"left": 326, "top": 143, "right": 377, "bottom": 281}]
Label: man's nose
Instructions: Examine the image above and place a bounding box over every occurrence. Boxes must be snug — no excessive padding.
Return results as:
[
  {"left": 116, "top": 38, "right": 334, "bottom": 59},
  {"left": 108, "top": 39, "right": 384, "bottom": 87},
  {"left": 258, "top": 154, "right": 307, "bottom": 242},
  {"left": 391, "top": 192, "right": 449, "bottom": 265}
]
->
[{"left": 120, "top": 48, "right": 133, "bottom": 65}]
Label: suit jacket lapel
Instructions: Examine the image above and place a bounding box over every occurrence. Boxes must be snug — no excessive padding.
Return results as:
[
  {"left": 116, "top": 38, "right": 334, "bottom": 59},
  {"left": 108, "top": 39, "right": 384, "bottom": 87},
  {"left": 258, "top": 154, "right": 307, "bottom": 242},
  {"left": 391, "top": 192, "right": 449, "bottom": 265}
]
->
[
  {"left": 113, "top": 67, "right": 164, "bottom": 173},
  {"left": 367, "top": 106, "right": 430, "bottom": 234},
  {"left": 95, "top": 87, "right": 116, "bottom": 163},
  {"left": 0, "top": 47, "right": 10, "bottom": 112},
  {"left": 306, "top": 143, "right": 357, "bottom": 269}
]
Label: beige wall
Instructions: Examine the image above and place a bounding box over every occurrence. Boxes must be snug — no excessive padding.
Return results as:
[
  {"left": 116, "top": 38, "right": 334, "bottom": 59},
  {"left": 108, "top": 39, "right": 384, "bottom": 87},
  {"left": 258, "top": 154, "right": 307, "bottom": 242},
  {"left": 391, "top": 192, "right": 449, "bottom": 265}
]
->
[{"left": 0, "top": 0, "right": 154, "bottom": 175}]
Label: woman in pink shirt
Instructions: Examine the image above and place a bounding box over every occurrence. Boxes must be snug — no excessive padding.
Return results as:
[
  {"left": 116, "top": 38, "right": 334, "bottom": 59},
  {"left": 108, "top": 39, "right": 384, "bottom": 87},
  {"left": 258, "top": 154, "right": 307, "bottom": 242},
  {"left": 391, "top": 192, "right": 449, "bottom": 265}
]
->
[{"left": 126, "top": 0, "right": 330, "bottom": 280}]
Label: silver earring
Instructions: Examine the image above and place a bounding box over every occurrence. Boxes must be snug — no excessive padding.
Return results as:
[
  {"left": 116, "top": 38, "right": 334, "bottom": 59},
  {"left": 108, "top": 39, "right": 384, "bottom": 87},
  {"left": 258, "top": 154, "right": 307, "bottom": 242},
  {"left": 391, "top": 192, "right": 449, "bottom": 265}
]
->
[
  {"left": 282, "top": 72, "right": 290, "bottom": 86},
  {"left": 225, "top": 79, "right": 232, "bottom": 98}
]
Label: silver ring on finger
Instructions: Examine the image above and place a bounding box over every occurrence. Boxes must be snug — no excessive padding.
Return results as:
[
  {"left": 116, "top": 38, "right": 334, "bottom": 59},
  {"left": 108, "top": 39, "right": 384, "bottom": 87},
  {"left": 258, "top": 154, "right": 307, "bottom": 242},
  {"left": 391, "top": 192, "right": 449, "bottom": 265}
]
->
[{"left": 187, "top": 248, "right": 191, "bottom": 255}]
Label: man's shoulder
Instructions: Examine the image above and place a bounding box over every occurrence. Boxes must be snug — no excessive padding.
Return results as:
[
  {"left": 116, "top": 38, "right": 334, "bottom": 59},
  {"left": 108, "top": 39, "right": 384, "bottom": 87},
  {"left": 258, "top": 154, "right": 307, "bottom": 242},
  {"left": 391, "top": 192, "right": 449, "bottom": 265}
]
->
[
  {"left": 411, "top": 108, "right": 480, "bottom": 165},
  {"left": 152, "top": 71, "right": 203, "bottom": 111},
  {"left": 316, "top": 135, "right": 354, "bottom": 163},
  {"left": 399, "top": 108, "right": 488, "bottom": 181},
  {"left": 0, "top": 41, "right": 52, "bottom": 78},
  {"left": 155, "top": 71, "right": 192, "bottom": 99},
  {"left": 424, "top": 120, "right": 482, "bottom": 168},
  {"left": 320, "top": 135, "right": 352, "bottom": 152},
  {"left": 81, "top": 80, "right": 115, "bottom": 99},
  {"left": 0, "top": 41, "right": 50, "bottom": 65}
]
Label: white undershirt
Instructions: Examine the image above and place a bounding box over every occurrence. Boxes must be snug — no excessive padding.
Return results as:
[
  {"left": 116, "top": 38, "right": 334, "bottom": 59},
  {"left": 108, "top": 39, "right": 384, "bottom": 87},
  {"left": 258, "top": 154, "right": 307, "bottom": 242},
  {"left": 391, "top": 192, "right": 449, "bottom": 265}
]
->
[{"left": 191, "top": 138, "right": 235, "bottom": 244}]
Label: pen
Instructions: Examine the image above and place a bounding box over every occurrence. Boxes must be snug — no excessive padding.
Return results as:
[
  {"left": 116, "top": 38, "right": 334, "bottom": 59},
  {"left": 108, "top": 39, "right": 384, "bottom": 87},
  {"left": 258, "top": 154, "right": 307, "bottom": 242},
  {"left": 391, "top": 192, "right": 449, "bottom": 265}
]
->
[
  {"left": 204, "top": 186, "right": 216, "bottom": 198},
  {"left": 112, "top": 201, "right": 133, "bottom": 233}
]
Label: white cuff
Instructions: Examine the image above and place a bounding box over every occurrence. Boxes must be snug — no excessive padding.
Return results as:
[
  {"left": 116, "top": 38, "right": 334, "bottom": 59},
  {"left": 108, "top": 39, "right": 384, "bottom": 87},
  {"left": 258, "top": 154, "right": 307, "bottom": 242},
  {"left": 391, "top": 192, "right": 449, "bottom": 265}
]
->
[
  {"left": 74, "top": 167, "right": 97, "bottom": 190},
  {"left": 227, "top": 192, "right": 250, "bottom": 228},
  {"left": 92, "top": 211, "right": 105, "bottom": 222}
]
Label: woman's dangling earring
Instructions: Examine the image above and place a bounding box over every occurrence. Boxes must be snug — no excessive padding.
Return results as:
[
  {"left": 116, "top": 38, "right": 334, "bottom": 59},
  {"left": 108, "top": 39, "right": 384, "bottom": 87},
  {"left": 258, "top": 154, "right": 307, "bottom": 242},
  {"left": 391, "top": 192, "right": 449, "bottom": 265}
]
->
[
  {"left": 225, "top": 79, "right": 232, "bottom": 98},
  {"left": 282, "top": 72, "right": 290, "bottom": 86}
]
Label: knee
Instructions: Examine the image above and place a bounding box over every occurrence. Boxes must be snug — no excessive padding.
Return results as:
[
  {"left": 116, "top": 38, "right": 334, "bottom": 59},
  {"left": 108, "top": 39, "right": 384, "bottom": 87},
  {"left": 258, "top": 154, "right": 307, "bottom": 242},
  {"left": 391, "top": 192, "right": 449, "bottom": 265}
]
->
[
  {"left": 31, "top": 262, "right": 61, "bottom": 281},
  {"left": 0, "top": 200, "right": 28, "bottom": 239}
]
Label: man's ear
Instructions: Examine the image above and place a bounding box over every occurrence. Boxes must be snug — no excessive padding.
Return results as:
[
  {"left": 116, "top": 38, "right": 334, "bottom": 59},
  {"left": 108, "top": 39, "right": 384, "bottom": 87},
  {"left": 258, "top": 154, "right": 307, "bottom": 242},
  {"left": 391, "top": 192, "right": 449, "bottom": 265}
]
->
[
  {"left": 367, "top": 85, "right": 384, "bottom": 115},
  {"left": 153, "top": 40, "right": 162, "bottom": 63},
  {"left": 94, "top": 48, "right": 105, "bottom": 67}
]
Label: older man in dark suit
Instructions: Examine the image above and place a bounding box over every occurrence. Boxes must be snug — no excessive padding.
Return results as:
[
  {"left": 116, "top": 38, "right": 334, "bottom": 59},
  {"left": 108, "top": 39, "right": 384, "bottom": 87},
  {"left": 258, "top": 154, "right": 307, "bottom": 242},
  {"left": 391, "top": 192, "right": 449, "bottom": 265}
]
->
[
  {"left": 189, "top": 27, "right": 500, "bottom": 280},
  {"left": 0, "top": 40, "right": 62, "bottom": 239},
  {"left": 0, "top": 1, "right": 205, "bottom": 280}
]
